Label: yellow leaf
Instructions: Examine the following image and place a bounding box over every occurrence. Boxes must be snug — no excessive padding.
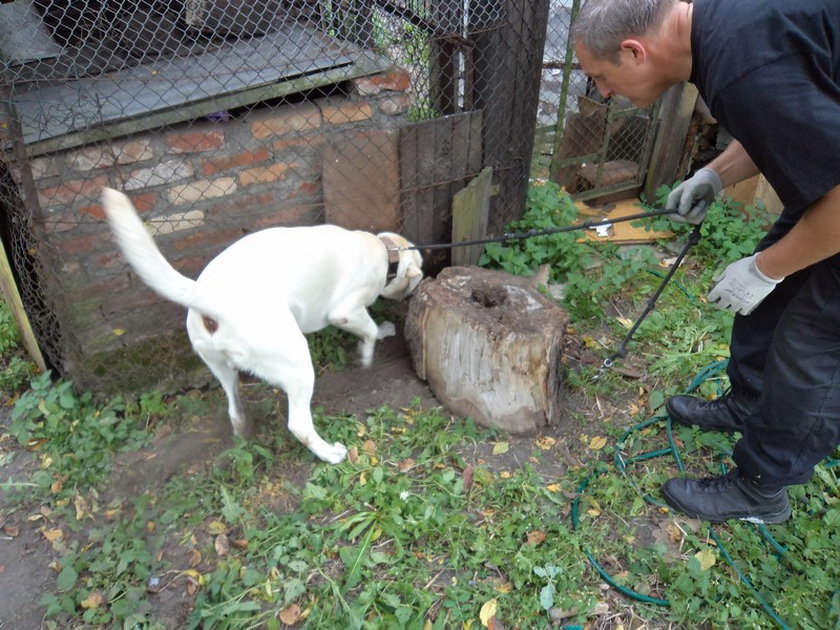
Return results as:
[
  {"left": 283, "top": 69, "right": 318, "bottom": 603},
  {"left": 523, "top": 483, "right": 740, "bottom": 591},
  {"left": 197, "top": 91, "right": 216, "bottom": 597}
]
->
[
  {"left": 492, "top": 442, "right": 509, "bottom": 455},
  {"left": 81, "top": 592, "right": 105, "bottom": 609},
  {"left": 695, "top": 548, "right": 717, "bottom": 571},
  {"left": 112, "top": 328, "right": 125, "bottom": 336},
  {"left": 536, "top": 436, "right": 556, "bottom": 451},
  {"left": 588, "top": 436, "right": 608, "bottom": 450},
  {"left": 206, "top": 520, "right": 227, "bottom": 535},
  {"left": 182, "top": 569, "right": 206, "bottom": 586},
  {"left": 40, "top": 527, "right": 64, "bottom": 542},
  {"left": 546, "top": 483, "right": 561, "bottom": 493},
  {"left": 616, "top": 316, "right": 634, "bottom": 329},
  {"left": 582, "top": 335, "right": 598, "bottom": 349},
  {"left": 500, "top": 471, "right": 511, "bottom": 479},
  {"left": 479, "top": 598, "right": 498, "bottom": 627},
  {"left": 424, "top": 621, "right": 434, "bottom": 630}
]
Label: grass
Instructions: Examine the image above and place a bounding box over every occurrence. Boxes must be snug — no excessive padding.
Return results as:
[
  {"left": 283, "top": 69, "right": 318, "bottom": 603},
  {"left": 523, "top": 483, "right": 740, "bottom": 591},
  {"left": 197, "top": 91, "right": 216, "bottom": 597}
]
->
[{"left": 1, "top": 183, "right": 839, "bottom": 629}]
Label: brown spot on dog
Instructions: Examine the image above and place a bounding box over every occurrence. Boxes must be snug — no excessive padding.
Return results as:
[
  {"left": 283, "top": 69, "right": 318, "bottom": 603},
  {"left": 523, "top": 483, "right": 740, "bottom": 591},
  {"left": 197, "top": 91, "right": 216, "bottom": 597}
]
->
[{"left": 203, "top": 316, "right": 219, "bottom": 334}]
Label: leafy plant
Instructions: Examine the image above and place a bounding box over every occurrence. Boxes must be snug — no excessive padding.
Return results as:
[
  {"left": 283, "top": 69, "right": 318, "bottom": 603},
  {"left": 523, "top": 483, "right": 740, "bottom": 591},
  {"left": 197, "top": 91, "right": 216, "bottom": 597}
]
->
[{"left": 0, "top": 297, "right": 37, "bottom": 396}]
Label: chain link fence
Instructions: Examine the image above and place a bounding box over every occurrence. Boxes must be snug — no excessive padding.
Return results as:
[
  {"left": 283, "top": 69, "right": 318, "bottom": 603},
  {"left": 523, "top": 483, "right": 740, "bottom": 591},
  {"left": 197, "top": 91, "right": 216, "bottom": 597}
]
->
[
  {"left": 537, "top": 0, "right": 661, "bottom": 204},
  {"left": 1, "top": 0, "right": 549, "bottom": 391}
]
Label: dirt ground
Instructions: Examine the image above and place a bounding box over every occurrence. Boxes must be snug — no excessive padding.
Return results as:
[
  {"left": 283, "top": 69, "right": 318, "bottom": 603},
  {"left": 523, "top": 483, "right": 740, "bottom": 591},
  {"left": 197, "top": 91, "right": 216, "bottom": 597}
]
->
[{"left": 0, "top": 322, "right": 635, "bottom": 630}]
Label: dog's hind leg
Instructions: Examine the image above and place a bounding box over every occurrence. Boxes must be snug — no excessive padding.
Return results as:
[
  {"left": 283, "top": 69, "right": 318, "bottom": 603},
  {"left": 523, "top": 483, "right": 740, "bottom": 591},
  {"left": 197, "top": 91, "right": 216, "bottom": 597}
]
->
[
  {"left": 252, "top": 329, "right": 348, "bottom": 464},
  {"left": 328, "top": 304, "right": 392, "bottom": 368},
  {"left": 201, "top": 355, "right": 251, "bottom": 438}
]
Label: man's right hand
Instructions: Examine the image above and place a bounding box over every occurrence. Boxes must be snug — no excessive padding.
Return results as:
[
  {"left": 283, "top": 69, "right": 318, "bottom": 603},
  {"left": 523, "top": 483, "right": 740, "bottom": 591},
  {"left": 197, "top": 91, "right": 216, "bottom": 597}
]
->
[{"left": 666, "top": 167, "right": 723, "bottom": 224}]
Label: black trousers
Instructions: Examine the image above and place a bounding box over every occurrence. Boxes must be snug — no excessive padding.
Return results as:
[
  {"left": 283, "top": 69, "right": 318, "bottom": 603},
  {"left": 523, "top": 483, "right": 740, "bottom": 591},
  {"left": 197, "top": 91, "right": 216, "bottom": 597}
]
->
[{"left": 725, "top": 211, "right": 840, "bottom": 487}]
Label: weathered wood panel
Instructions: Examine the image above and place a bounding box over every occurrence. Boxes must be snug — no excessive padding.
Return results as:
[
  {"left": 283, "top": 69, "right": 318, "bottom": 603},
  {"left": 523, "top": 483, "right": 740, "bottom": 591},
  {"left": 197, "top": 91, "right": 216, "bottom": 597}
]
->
[{"left": 399, "top": 111, "right": 483, "bottom": 270}]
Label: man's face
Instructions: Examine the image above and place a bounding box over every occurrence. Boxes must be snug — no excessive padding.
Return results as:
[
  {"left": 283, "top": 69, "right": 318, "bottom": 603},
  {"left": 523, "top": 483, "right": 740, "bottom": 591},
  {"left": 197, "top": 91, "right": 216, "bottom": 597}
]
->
[{"left": 575, "top": 40, "right": 662, "bottom": 109}]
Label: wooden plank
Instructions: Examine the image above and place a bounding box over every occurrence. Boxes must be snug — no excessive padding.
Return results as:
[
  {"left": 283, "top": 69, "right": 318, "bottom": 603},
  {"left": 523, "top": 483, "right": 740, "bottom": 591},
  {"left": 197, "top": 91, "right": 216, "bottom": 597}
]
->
[
  {"left": 0, "top": 238, "right": 47, "bottom": 372},
  {"left": 451, "top": 166, "right": 493, "bottom": 266},
  {"left": 644, "top": 82, "right": 698, "bottom": 201},
  {"left": 399, "top": 111, "right": 482, "bottom": 270},
  {"left": 323, "top": 129, "right": 400, "bottom": 232}
]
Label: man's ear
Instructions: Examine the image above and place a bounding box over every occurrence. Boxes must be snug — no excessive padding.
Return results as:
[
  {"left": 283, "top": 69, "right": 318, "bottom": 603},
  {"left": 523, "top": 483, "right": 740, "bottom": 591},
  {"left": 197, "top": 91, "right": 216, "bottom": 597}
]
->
[{"left": 620, "top": 38, "right": 647, "bottom": 63}]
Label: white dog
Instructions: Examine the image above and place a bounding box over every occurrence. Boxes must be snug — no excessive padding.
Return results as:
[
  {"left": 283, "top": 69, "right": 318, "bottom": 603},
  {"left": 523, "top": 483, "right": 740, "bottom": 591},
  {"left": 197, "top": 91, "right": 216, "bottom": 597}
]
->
[{"left": 101, "top": 187, "right": 422, "bottom": 464}]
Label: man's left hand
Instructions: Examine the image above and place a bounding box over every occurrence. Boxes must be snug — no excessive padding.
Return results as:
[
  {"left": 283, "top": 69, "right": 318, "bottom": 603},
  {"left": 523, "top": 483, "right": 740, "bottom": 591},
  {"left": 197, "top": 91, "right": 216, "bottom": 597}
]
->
[{"left": 707, "top": 254, "right": 784, "bottom": 315}]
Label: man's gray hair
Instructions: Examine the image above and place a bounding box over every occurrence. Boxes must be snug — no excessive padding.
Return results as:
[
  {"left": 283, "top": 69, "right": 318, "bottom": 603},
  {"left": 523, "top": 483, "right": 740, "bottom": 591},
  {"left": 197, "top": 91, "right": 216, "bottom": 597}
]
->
[{"left": 571, "top": 0, "right": 674, "bottom": 62}]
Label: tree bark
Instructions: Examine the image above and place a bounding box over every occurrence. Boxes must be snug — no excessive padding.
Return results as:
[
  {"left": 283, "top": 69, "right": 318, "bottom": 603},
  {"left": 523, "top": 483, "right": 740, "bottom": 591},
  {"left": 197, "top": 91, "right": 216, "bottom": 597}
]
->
[{"left": 405, "top": 266, "right": 567, "bottom": 434}]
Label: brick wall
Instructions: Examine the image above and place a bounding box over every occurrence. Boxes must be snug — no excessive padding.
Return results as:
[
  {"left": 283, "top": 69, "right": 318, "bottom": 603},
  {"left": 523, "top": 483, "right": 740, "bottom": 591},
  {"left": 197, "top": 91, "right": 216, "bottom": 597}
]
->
[{"left": 22, "top": 68, "right": 411, "bottom": 391}]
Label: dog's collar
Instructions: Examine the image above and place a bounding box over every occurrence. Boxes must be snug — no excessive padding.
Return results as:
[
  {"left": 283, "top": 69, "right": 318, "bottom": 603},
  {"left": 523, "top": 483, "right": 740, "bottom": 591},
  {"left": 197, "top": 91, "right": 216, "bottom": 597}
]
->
[{"left": 379, "top": 236, "right": 401, "bottom": 281}]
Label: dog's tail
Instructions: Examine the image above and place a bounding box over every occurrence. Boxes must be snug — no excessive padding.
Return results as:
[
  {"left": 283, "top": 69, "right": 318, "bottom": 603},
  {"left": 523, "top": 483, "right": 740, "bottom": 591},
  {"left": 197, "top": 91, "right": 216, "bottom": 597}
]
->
[{"left": 101, "top": 187, "right": 218, "bottom": 317}]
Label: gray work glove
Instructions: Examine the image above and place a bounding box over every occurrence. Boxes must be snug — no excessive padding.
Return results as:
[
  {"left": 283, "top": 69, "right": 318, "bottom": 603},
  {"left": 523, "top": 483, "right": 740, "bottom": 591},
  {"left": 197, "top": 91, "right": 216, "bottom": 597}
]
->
[
  {"left": 666, "top": 167, "right": 723, "bottom": 224},
  {"left": 707, "top": 254, "right": 783, "bottom": 315}
]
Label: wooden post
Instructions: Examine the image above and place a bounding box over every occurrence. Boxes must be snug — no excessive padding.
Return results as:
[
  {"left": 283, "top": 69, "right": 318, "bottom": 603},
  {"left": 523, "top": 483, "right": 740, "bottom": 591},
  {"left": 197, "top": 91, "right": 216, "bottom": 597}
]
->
[
  {"left": 644, "top": 82, "right": 698, "bottom": 201},
  {"left": 451, "top": 167, "right": 493, "bottom": 266},
  {"left": 0, "top": 239, "right": 46, "bottom": 372}
]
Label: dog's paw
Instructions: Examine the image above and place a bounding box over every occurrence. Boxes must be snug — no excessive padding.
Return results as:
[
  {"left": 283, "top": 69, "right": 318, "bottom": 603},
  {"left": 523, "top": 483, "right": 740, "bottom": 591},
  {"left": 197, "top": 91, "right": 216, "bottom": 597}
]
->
[
  {"left": 377, "top": 321, "right": 396, "bottom": 340},
  {"left": 316, "top": 441, "right": 348, "bottom": 465}
]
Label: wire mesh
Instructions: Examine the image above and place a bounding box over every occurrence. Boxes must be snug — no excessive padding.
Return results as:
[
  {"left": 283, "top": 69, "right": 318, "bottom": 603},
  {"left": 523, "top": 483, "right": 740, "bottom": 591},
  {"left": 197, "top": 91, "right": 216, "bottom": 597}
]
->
[
  {"left": 0, "top": 0, "right": 548, "bottom": 391},
  {"left": 536, "top": 0, "right": 657, "bottom": 202}
]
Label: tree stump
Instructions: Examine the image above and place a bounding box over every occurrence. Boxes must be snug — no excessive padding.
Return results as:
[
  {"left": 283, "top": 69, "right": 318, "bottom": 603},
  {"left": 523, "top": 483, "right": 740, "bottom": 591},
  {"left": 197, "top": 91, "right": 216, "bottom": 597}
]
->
[{"left": 405, "top": 266, "right": 568, "bottom": 434}]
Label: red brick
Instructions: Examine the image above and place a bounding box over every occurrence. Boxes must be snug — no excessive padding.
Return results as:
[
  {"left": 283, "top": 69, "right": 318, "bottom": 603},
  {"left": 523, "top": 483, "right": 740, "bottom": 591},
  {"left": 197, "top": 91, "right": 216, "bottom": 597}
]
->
[
  {"left": 56, "top": 231, "right": 111, "bottom": 255},
  {"left": 320, "top": 101, "right": 373, "bottom": 126},
  {"left": 248, "top": 103, "right": 321, "bottom": 140},
  {"left": 68, "top": 140, "right": 155, "bottom": 171},
  {"left": 353, "top": 69, "right": 411, "bottom": 96},
  {"left": 37, "top": 176, "right": 108, "bottom": 207},
  {"left": 271, "top": 135, "right": 324, "bottom": 152},
  {"left": 200, "top": 147, "right": 271, "bottom": 175},
  {"left": 239, "top": 163, "right": 297, "bottom": 187},
  {"left": 166, "top": 130, "right": 226, "bottom": 153},
  {"left": 173, "top": 226, "right": 243, "bottom": 253},
  {"left": 207, "top": 191, "right": 276, "bottom": 216}
]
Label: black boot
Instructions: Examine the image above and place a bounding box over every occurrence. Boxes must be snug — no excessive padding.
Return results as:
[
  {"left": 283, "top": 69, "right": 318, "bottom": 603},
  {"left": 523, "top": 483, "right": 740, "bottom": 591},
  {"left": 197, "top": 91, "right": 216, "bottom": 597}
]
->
[
  {"left": 666, "top": 389, "right": 757, "bottom": 433},
  {"left": 662, "top": 468, "right": 791, "bottom": 524}
]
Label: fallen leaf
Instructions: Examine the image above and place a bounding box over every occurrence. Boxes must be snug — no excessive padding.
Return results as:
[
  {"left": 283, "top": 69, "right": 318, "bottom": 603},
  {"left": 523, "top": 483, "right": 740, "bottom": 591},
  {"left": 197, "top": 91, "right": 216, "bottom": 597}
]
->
[
  {"left": 348, "top": 446, "right": 359, "bottom": 463},
  {"left": 536, "top": 436, "right": 556, "bottom": 451},
  {"left": 545, "top": 484, "right": 561, "bottom": 493},
  {"left": 232, "top": 538, "right": 249, "bottom": 550},
  {"left": 488, "top": 616, "right": 505, "bottom": 630},
  {"left": 588, "top": 436, "right": 608, "bottom": 450},
  {"left": 362, "top": 440, "right": 376, "bottom": 455},
  {"left": 398, "top": 458, "right": 416, "bottom": 472},
  {"left": 695, "top": 548, "right": 716, "bottom": 571},
  {"left": 500, "top": 471, "right": 511, "bottom": 479},
  {"left": 526, "top": 530, "right": 546, "bottom": 546},
  {"left": 214, "top": 533, "right": 230, "bottom": 556},
  {"left": 206, "top": 520, "right": 227, "bottom": 535},
  {"left": 492, "top": 442, "right": 509, "bottom": 455},
  {"left": 462, "top": 464, "right": 474, "bottom": 493},
  {"left": 479, "top": 598, "right": 498, "bottom": 627},
  {"left": 3, "top": 525, "right": 19, "bottom": 537},
  {"left": 188, "top": 549, "right": 202, "bottom": 567},
  {"left": 278, "top": 603, "right": 302, "bottom": 625},
  {"left": 616, "top": 316, "right": 634, "bottom": 329},
  {"left": 81, "top": 592, "right": 105, "bottom": 609},
  {"left": 40, "top": 527, "right": 64, "bottom": 543}
]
